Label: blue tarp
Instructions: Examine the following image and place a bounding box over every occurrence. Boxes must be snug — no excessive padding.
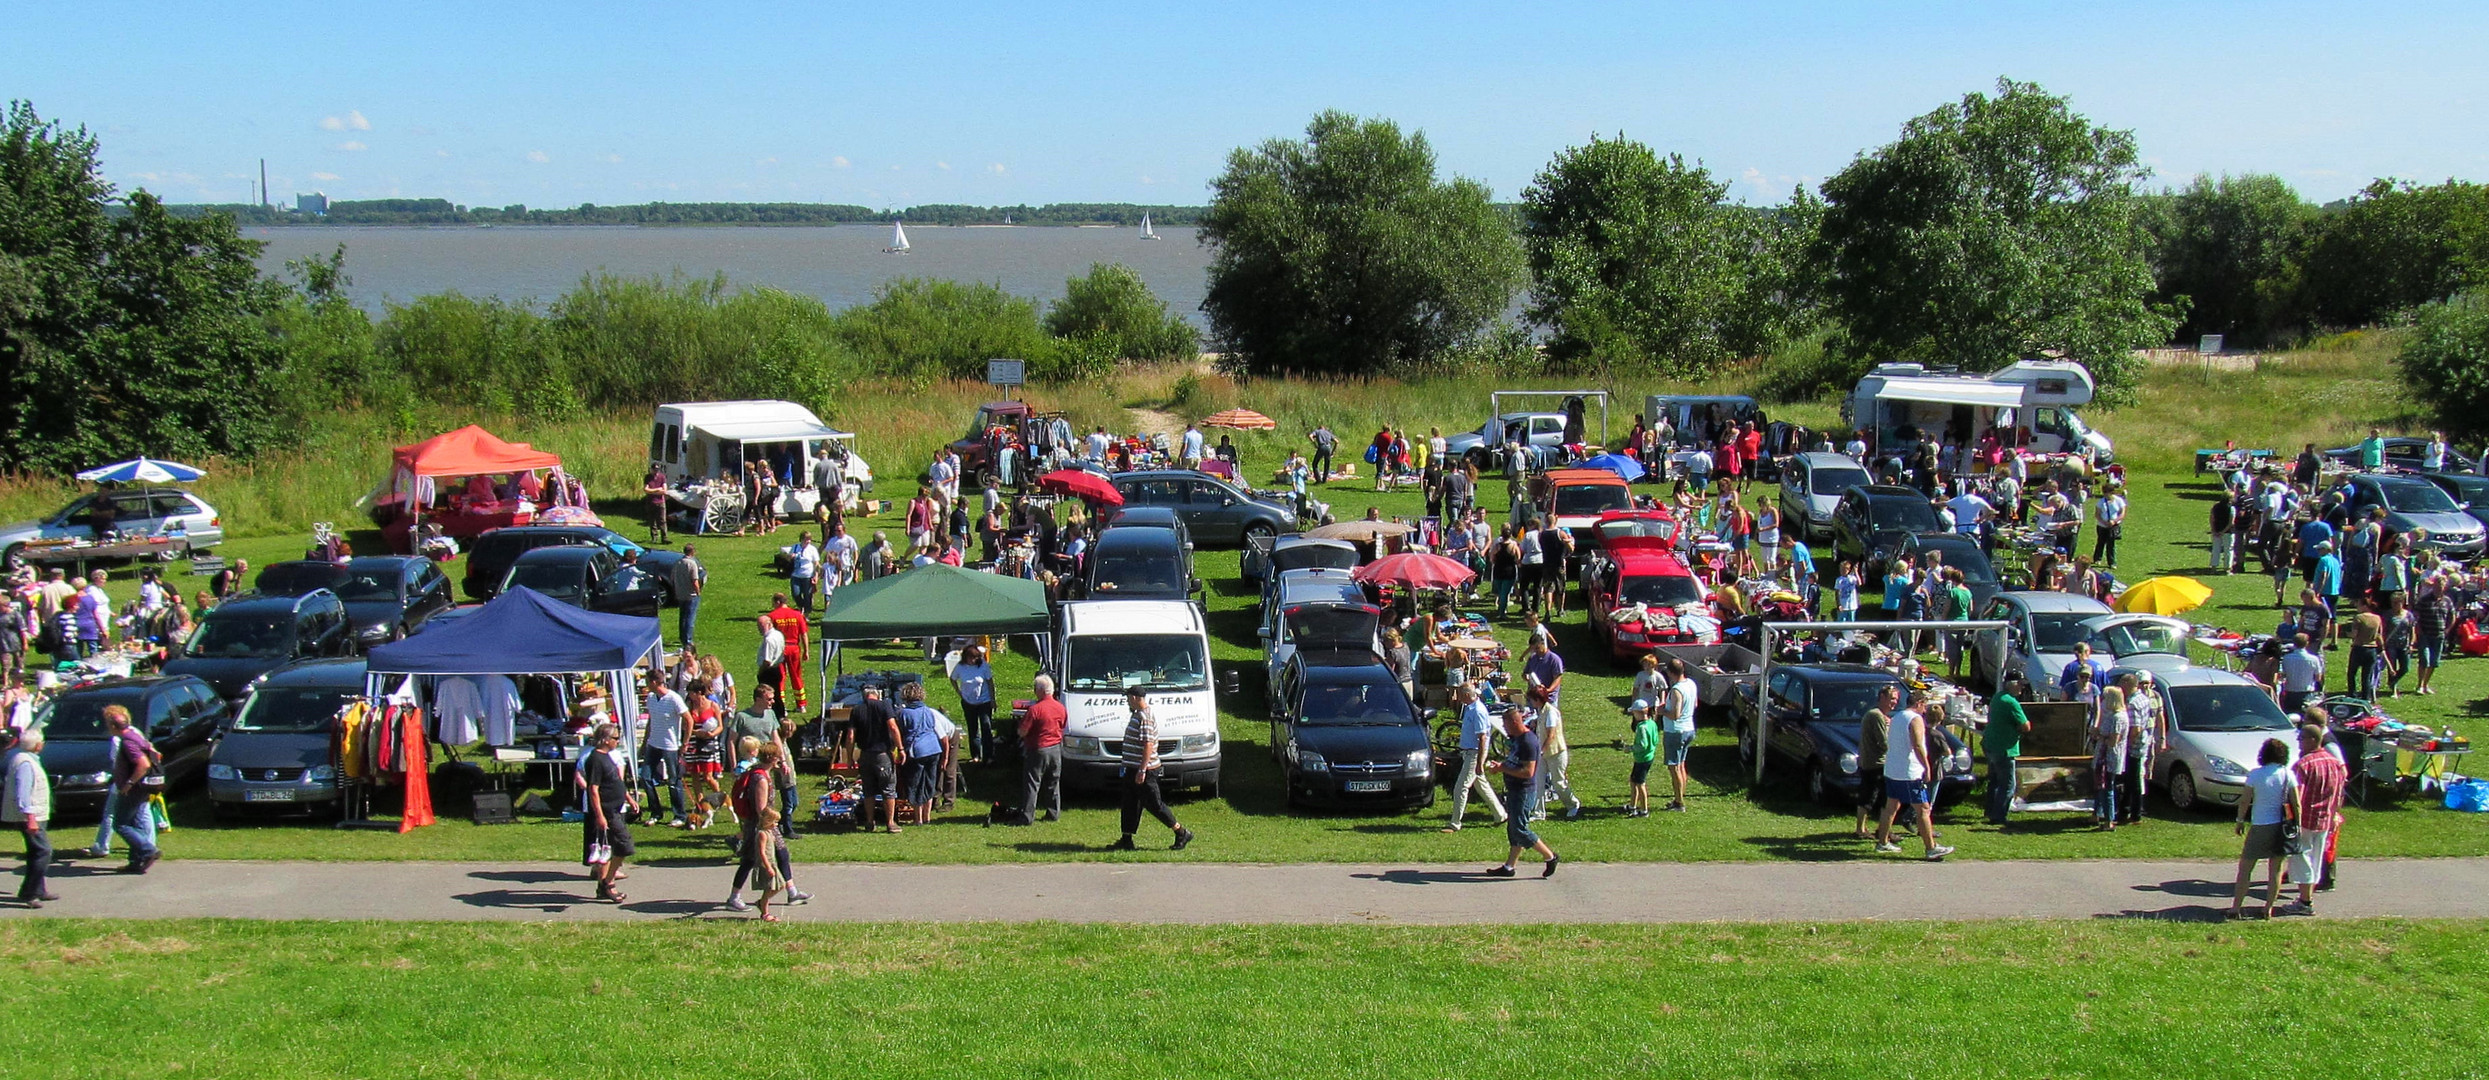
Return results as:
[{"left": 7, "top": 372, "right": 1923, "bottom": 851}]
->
[{"left": 365, "top": 585, "right": 662, "bottom": 675}]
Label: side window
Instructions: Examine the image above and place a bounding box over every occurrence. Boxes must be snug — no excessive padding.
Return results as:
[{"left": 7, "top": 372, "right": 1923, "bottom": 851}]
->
[
  {"left": 112, "top": 493, "right": 157, "bottom": 519},
  {"left": 1189, "top": 481, "right": 1231, "bottom": 506},
  {"left": 1766, "top": 671, "right": 1794, "bottom": 708},
  {"left": 147, "top": 693, "right": 178, "bottom": 733},
  {"left": 185, "top": 682, "right": 220, "bottom": 718},
  {"left": 150, "top": 494, "right": 198, "bottom": 518}
]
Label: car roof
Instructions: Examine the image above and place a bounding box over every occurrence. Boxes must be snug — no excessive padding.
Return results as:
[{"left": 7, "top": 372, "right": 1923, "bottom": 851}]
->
[
  {"left": 1301, "top": 658, "right": 1397, "bottom": 681},
  {"left": 1648, "top": 394, "right": 1758, "bottom": 405},
  {"left": 212, "top": 591, "right": 330, "bottom": 614},
  {"left": 510, "top": 546, "right": 606, "bottom": 564},
  {"left": 1780, "top": 663, "right": 1899, "bottom": 684},
  {"left": 481, "top": 525, "right": 615, "bottom": 539},
  {"left": 1059, "top": 599, "right": 1204, "bottom": 635},
  {"left": 51, "top": 675, "right": 188, "bottom": 698},
  {"left": 1108, "top": 506, "right": 1184, "bottom": 525},
  {"left": 1113, "top": 469, "right": 1223, "bottom": 483},
  {"left": 1997, "top": 590, "right": 2114, "bottom": 613},
  {"left": 2115, "top": 666, "right": 2249, "bottom": 689},
  {"left": 345, "top": 555, "right": 425, "bottom": 570},
  {"left": 1857, "top": 484, "right": 1926, "bottom": 500},
  {"left": 258, "top": 658, "right": 370, "bottom": 688},
  {"left": 1544, "top": 469, "right": 1627, "bottom": 486},
  {"left": 1790, "top": 451, "right": 1864, "bottom": 469},
  {"left": 1092, "top": 528, "right": 1181, "bottom": 554}
]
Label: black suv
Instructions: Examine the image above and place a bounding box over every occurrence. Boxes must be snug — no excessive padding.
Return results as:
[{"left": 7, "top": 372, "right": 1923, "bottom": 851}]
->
[
  {"left": 259, "top": 557, "right": 454, "bottom": 647},
  {"left": 163, "top": 590, "right": 353, "bottom": 701},
  {"left": 1730, "top": 663, "right": 1974, "bottom": 807},
  {"left": 462, "top": 525, "right": 691, "bottom": 604},
  {"left": 500, "top": 546, "right": 666, "bottom": 617},
  {"left": 1270, "top": 652, "right": 1435, "bottom": 810},
  {"left": 1831, "top": 484, "right": 1944, "bottom": 577},
  {"left": 1081, "top": 526, "right": 1198, "bottom": 602},
  {"left": 1108, "top": 470, "right": 1295, "bottom": 549},
  {"left": 32, "top": 675, "right": 228, "bottom": 813},
  {"left": 207, "top": 658, "right": 365, "bottom": 819}
]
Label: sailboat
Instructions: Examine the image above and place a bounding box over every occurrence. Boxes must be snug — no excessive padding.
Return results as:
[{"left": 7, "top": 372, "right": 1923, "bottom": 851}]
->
[
  {"left": 1138, "top": 213, "right": 1160, "bottom": 240},
  {"left": 883, "top": 219, "right": 910, "bottom": 253}
]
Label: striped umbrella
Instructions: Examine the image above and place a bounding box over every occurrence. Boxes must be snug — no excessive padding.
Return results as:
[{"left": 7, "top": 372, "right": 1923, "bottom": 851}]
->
[
  {"left": 75, "top": 457, "right": 206, "bottom": 483},
  {"left": 1202, "top": 408, "right": 1278, "bottom": 430}
]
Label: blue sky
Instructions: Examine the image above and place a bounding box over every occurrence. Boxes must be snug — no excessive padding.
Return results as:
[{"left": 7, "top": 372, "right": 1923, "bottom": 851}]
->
[{"left": 9, "top": 0, "right": 2483, "bottom": 208}]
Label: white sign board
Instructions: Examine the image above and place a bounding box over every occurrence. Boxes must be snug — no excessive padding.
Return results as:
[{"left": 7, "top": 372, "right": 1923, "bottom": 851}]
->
[
  {"left": 986, "top": 359, "right": 1026, "bottom": 386},
  {"left": 2199, "top": 334, "right": 2224, "bottom": 356}
]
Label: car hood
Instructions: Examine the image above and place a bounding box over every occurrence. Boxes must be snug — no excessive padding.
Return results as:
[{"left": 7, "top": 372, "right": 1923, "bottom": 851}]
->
[
  {"left": 0, "top": 520, "right": 57, "bottom": 545},
  {"left": 1442, "top": 432, "right": 1489, "bottom": 453},
  {"left": 2168, "top": 728, "right": 2298, "bottom": 769},
  {"left": 343, "top": 599, "right": 407, "bottom": 633},
  {"left": 162, "top": 656, "right": 287, "bottom": 698},
  {"left": 36, "top": 739, "right": 113, "bottom": 777},
  {"left": 212, "top": 733, "right": 332, "bottom": 770},
  {"left": 2388, "top": 510, "right": 2483, "bottom": 538},
  {"left": 1293, "top": 722, "right": 1429, "bottom": 761}
]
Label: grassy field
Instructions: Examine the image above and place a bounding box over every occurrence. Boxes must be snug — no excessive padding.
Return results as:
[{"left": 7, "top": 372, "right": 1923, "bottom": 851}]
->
[
  {"left": 7, "top": 917, "right": 2485, "bottom": 1079},
  {"left": 33, "top": 332, "right": 2489, "bottom": 865}
]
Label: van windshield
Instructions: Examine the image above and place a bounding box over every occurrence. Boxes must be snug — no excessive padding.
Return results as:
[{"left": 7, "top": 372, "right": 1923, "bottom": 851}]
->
[
  {"left": 188, "top": 615, "right": 293, "bottom": 659},
  {"left": 234, "top": 686, "right": 350, "bottom": 733},
  {"left": 1065, "top": 634, "right": 1209, "bottom": 693},
  {"left": 1812, "top": 467, "right": 1870, "bottom": 495},
  {"left": 1090, "top": 556, "right": 1182, "bottom": 594},
  {"left": 1553, "top": 485, "right": 1630, "bottom": 516}
]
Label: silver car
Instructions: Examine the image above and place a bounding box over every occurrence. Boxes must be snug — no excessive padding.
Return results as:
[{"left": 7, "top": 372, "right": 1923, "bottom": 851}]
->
[
  {"left": 1778, "top": 451, "right": 1872, "bottom": 543},
  {"left": 1971, "top": 592, "right": 2195, "bottom": 699},
  {"left": 2341, "top": 473, "right": 2488, "bottom": 558},
  {"left": 2128, "top": 667, "right": 2301, "bottom": 812},
  {"left": 0, "top": 486, "right": 224, "bottom": 571}
]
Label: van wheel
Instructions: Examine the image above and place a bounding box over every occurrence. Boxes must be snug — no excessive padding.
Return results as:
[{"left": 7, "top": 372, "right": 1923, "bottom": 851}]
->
[
  {"left": 1735, "top": 722, "right": 1759, "bottom": 778},
  {"left": 2167, "top": 766, "right": 2200, "bottom": 812}
]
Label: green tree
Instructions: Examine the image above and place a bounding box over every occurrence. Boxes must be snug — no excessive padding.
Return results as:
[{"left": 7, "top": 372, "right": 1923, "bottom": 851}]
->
[
  {"left": 1200, "top": 111, "right": 1523, "bottom": 375},
  {"left": 1813, "top": 79, "right": 2174, "bottom": 403},
  {"left": 268, "top": 245, "right": 391, "bottom": 416},
  {"left": 1043, "top": 262, "right": 1198, "bottom": 363},
  {"left": 1522, "top": 137, "right": 1808, "bottom": 375},
  {"left": 0, "top": 101, "right": 292, "bottom": 471},
  {"left": 2298, "top": 179, "right": 2489, "bottom": 328},
  {"left": 2145, "top": 174, "right": 2315, "bottom": 346},
  {"left": 829, "top": 277, "right": 1055, "bottom": 382},
  {"left": 2396, "top": 293, "right": 2489, "bottom": 442}
]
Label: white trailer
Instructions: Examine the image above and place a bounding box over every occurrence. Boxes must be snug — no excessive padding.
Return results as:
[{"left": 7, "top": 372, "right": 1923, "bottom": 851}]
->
[{"left": 1843, "top": 360, "right": 2112, "bottom": 465}]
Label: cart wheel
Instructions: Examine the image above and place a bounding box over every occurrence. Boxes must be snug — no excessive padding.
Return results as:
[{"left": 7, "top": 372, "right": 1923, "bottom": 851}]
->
[{"left": 702, "top": 498, "right": 744, "bottom": 534}]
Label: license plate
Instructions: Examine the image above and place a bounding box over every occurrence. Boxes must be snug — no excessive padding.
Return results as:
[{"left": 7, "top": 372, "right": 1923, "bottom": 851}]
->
[
  {"left": 1345, "top": 780, "right": 1391, "bottom": 793},
  {"left": 244, "top": 789, "right": 296, "bottom": 802}
]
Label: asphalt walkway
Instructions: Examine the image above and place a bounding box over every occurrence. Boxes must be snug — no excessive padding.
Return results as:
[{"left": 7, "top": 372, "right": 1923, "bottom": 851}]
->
[{"left": 8, "top": 855, "right": 2489, "bottom": 923}]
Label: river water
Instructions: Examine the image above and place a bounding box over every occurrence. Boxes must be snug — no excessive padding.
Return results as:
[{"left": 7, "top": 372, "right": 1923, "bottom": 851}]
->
[{"left": 246, "top": 223, "right": 1216, "bottom": 325}]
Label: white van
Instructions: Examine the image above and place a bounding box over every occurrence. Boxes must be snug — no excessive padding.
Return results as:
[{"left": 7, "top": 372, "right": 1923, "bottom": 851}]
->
[
  {"left": 648, "top": 400, "right": 872, "bottom": 531},
  {"left": 1844, "top": 360, "right": 2113, "bottom": 465},
  {"left": 1054, "top": 600, "right": 1233, "bottom": 794}
]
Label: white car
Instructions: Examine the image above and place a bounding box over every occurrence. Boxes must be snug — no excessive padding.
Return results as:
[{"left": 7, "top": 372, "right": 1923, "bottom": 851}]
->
[
  {"left": 0, "top": 487, "right": 224, "bottom": 571},
  {"left": 2126, "top": 667, "right": 2301, "bottom": 812}
]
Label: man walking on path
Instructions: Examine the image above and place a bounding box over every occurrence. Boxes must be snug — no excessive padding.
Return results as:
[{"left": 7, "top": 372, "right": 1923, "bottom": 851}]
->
[
  {"left": 2287, "top": 723, "right": 2347, "bottom": 914},
  {"left": 1019, "top": 675, "right": 1066, "bottom": 823},
  {"left": 676, "top": 544, "right": 704, "bottom": 647},
  {"left": 1875, "top": 692, "right": 1954, "bottom": 861},
  {"left": 4, "top": 729, "right": 56, "bottom": 907},
  {"left": 851, "top": 686, "right": 903, "bottom": 834},
  {"left": 1441, "top": 684, "right": 1507, "bottom": 831},
  {"left": 1111, "top": 688, "right": 1192, "bottom": 851},
  {"left": 1484, "top": 707, "right": 1558, "bottom": 878},
  {"left": 102, "top": 706, "right": 160, "bottom": 873},
  {"left": 580, "top": 723, "right": 635, "bottom": 903},
  {"left": 1985, "top": 674, "right": 2031, "bottom": 826}
]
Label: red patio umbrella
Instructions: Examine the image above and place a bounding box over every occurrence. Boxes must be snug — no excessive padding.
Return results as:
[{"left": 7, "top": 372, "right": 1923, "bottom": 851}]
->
[
  {"left": 1352, "top": 552, "right": 1476, "bottom": 589},
  {"left": 1038, "top": 468, "right": 1124, "bottom": 506},
  {"left": 1202, "top": 408, "right": 1278, "bottom": 430}
]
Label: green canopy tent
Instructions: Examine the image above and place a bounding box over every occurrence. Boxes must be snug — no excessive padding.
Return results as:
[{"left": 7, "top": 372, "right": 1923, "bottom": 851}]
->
[{"left": 812, "top": 564, "right": 1055, "bottom": 696}]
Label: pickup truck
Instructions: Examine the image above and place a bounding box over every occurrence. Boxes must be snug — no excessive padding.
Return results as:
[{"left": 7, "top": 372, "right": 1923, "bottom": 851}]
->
[{"left": 1442, "top": 413, "right": 1578, "bottom": 472}]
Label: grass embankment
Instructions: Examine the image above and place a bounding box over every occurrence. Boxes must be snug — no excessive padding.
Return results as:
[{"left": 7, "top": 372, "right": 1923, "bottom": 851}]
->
[
  {"left": 7, "top": 918, "right": 2484, "bottom": 1079},
  {"left": 38, "top": 332, "right": 2489, "bottom": 864}
]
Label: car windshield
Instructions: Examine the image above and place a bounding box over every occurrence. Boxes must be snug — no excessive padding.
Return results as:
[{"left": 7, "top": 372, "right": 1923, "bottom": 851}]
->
[
  {"left": 2380, "top": 481, "right": 2460, "bottom": 513},
  {"left": 1091, "top": 556, "right": 1181, "bottom": 593},
  {"left": 2165, "top": 685, "right": 2294, "bottom": 733},
  {"left": 33, "top": 694, "right": 140, "bottom": 737},
  {"left": 2028, "top": 612, "right": 2094, "bottom": 651},
  {"left": 331, "top": 569, "right": 401, "bottom": 602},
  {"left": 257, "top": 565, "right": 342, "bottom": 595},
  {"left": 2094, "top": 620, "right": 2188, "bottom": 657},
  {"left": 1620, "top": 574, "right": 1704, "bottom": 607},
  {"left": 1808, "top": 682, "right": 1889, "bottom": 723},
  {"left": 1300, "top": 681, "right": 1415, "bottom": 726},
  {"left": 188, "top": 615, "right": 293, "bottom": 659},
  {"left": 506, "top": 562, "right": 586, "bottom": 598},
  {"left": 1553, "top": 485, "right": 1630, "bottom": 516},
  {"left": 1598, "top": 520, "right": 1678, "bottom": 543},
  {"left": 1868, "top": 498, "right": 1940, "bottom": 531},
  {"left": 233, "top": 686, "right": 350, "bottom": 733},
  {"left": 1065, "top": 634, "right": 1209, "bottom": 693},
  {"left": 1919, "top": 544, "right": 1997, "bottom": 583},
  {"left": 1812, "top": 467, "right": 1870, "bottom": 495}
]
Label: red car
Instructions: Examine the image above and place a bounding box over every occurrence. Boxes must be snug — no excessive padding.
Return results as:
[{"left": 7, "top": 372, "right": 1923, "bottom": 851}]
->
[{"left": 1585, "top": 534, "right": 1712, "bottom": 662}]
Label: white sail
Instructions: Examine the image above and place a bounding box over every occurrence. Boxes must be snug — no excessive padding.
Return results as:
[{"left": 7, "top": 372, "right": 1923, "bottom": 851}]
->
[
  {"left": 886, "top": 220, "right": 910, "bottom": 252},
  {"left": 1139, "top": 213, "right": 1159, "bottom": 240}
]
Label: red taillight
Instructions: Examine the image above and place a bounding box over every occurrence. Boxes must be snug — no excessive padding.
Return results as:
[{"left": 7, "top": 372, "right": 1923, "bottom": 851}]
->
[{"left": 211, "top": 517, "right": 221, "bottom": 527}]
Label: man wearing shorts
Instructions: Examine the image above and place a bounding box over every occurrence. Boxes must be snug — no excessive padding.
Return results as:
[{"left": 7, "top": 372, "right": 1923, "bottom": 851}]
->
[
  {"left": 1484, "top": 708, "right": 1558, "bottom": 878},
  {"left": 1660, "top": 659, "right": 1698, "bottom": 812},
  {"left": 1875, "top": 691, "right": 1953, "bottom": 861},
  {"left": 850, "top": 687, "right": 903, "bottom": 833}
]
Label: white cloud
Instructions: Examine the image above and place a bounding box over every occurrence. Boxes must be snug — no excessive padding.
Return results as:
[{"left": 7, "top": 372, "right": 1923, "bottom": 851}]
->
[
  {"left": 987, "top": 162, "right": 1006, "bottom": 175},
  {"left": 336, "top": 140, "right": 367, "bottom": 152},
  {"left": 435, "top": 149, "right": 452, "bottom": 158},
  {"left": 937, "top": 161, "right": 952, "bottom": 171},
  {"left": 527, "top": 150, "right": 551, "bottom": 164},
  {"left": 1139, "top": 175, "right": 1156, "bottom": 185},
  {"left": 317, "top": 110, "right": 371, "bottom": 132},
  {"left": 831, "top": 155, "right": 851, "bottom": 169},
  {"left": 600, "top": 153, "right": 624, "bottom": 164},
  {"left": 311, "top": 171, "right": 342, "bottom": 181},
  {"left": 758, "top": 155, "right": 778, "bottom": 165}
]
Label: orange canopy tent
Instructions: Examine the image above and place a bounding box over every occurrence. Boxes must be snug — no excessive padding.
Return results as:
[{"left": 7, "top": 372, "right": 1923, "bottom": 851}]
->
[{"left": 394, "top": 425, "right": 564, "bottom": 477}]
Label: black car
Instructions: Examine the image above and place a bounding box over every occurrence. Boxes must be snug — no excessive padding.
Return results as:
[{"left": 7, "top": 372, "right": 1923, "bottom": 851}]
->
[
  {"left": 1832, "top": 484, "right": 1944, "bottom": 576},
  {"left": 1102, "top": 505, "right": 1195, "bottom": 554},
  {"left": 163, "top": 590, "right": 354, "bottom": 701},
  {"left": 499, "top": 546, "right": 666, "bottom": 617},
  {"left": 1081, "top": 526, "right": 1197, "bottom": 602},
  {"left": 1108, "top": 469, "right": 1295, "bottom": 549},
  {"left": 261, "top": 557, "right": 454, "bottom": 646},
  {"left": 206, "top": 658, "right": 364, "bottom": 819},
  {"left": 2324, "top": 437, "right": 2477, "bottom": 474},
  {"left": 32, "top": 675, "right": 228, "bottom": 813},
  {"left": 1898, "top": 532, "right": 2002, "bottom": 615},
  {"left": 1731, "top": 663, "right": 1974, "bottom": 807},
  {"left": 461, "top": 525, "right": 691, "bottom": 604},
  {"left": 1271, "top": 653, "right": 1436, "bottom": 809}
]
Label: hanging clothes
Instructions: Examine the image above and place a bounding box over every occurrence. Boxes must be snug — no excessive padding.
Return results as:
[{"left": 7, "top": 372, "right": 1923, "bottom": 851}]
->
[{"left": 398, "top": 705, "right": 435, "bottom": 831}]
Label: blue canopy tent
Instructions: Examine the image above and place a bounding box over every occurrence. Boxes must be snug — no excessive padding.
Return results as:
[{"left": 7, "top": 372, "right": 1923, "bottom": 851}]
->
[
  {"left": 1580, "top": 452, "right": 1646, "bottom": 482},
  {"left": 359, "top": 587, "right": 666, "bottom": 823}
]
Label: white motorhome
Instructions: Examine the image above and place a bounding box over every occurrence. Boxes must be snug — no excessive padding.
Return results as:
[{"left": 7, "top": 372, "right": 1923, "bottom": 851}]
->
[
  {"left": 1053, "top": 599, "right": 1231, "bottom": 794},
  {"left": 1843, "top": 360, "right": 2112, "bottom": 465},
  {"left": 649, "top": 401, "right": 872, "bottom": 532}
]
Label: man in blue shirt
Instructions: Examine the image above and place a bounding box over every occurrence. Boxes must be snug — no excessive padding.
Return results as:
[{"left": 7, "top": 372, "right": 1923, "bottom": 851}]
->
[
  {"left": 1522, "top": 638, "right": 1565, "bottom": 706},
  {"left": 1440, "top": 685, "right": 1506, "bottom": 832},
  {"left": 1484, "top": 707, "right": 1558, "bottom": 878},
  {"left": 2057, "top": 641, "right": 2109, "bottom": 698},
  {"left": 2312, "top": 541, "right": 2343, "bottom": 615}
]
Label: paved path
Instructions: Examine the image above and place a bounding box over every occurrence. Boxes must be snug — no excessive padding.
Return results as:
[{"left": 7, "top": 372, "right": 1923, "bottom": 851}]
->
[{"left": 9, "top": 856, "right": 2489, "bottom": 923}]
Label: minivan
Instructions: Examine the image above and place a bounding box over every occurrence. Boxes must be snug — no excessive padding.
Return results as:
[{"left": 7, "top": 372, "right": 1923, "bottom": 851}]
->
[
  {"left": 1081, "top": 526, "right": 1198, "bottom": 602},
  {"left": 1053, "top": 600, "right": 1236, "bottom": 794},
  {"left": 207, "top": 659, "right": 365, "bottom": 819},
  {"left": 164, "top": 590, "right": 353, "bottom": 701}
]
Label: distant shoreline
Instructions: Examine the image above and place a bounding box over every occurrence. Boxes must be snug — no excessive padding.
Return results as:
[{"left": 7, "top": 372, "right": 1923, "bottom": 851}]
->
[{"left": 227, "top": 221, "right": 1188, "bottom": 229}]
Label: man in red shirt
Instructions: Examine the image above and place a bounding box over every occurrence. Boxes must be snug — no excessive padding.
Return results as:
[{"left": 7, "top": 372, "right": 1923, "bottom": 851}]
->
[
  {"left": 1018, "top": 673, "right": 1067, "bottom": 824},
  {"left": 2288, "top": 723, "right": 2348, "bottom": 912},
  {"left": 764, "top": 594, "right": 810, "bottom": 712}
]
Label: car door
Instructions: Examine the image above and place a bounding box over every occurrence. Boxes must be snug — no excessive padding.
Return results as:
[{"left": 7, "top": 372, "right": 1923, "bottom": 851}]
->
[
  {"left": 144, "top": 690, "right": 206, "bottom": 779},
  {"left": 184, "top": 680, "right": 231, "bottom": 740},
  {"left": 111, "top": 491, "right": 161, "bottom": 534},
  {"left": 1834, "top": 493, "right": 1865, "bottom": 558},
  {"left": 1779, "top": 459, "right": 1808, "bottom": 532},
  {"left": 1184, "top": 479, "right": 1244, "bottom": 545},
  {"left": 407, "top": 562, "right": 449, "bottom": 627},
  {"left": 1761, "top": 671, "right": 1805, "bottom": 762}
]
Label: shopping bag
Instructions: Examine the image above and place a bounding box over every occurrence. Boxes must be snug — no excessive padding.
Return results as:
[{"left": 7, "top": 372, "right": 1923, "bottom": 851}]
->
[
  {"left": 2444, "top": 778, "right": 2489, "bottom": 813},
  {"left": 1364, "top": 445, "right": 1381, "bottom": 465}
]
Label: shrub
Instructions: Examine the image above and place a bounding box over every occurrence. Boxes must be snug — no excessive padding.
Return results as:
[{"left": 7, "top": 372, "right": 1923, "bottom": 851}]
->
[{"left": 2397, "top": 294, "right": 2489, "bottom": 441}]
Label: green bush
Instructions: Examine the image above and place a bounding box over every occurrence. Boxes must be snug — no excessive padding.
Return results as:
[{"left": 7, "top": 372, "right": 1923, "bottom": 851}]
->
[
  {"left": 1044, "top": 263, "right": 1198, "bottom": 364},
  {"left": 2397, "top": 294, "right": 2489, "bottom": 441},
  {"left": 829, "top": 277, "right": 1054, "bottom": 382}
]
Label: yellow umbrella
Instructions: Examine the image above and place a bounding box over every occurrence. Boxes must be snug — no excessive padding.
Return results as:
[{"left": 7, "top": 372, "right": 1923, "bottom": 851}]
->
[{"left": 2113, "top": 575, "right": 2214, "bottom": 616}]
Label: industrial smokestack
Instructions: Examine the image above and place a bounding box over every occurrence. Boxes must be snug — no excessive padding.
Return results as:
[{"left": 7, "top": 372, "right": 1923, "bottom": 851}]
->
[{"left": 260, "top": 159, "right": 269, "bottom": 208}]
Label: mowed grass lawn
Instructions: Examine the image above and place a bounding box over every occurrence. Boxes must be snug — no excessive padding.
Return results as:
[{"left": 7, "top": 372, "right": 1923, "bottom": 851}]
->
[
  {"left": 10, "top": 917, "right": 2487, "bottom": 1080},
  {"left": 129, "top": 445, "right": 2489, "bottom": 866}
]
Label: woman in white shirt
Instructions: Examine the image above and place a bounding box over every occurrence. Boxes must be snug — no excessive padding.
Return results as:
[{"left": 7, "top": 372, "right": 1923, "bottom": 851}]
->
[
  {"left": 2090, "top": 676, "right": 2129, "bottom": 831},
  {"left": 2230, "top": 738, "right": 2302, "bottom": 921}
]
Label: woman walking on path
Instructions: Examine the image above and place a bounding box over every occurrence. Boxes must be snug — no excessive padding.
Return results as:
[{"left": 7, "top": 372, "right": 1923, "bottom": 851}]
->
[
  {"left": 2090, "top": 674, "right": 2130, "bottom": 831},
  {"left": 2229, "top": 738, "right": 2301, "bottom": 920}
]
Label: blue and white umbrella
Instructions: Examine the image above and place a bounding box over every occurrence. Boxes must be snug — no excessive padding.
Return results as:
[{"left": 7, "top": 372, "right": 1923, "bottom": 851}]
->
[
  {"left": 1580, "top": 452, "right": 1646, "bottom": 481},
  {"left": 75, "top": 457, "right": 207, "bottom": 484}
]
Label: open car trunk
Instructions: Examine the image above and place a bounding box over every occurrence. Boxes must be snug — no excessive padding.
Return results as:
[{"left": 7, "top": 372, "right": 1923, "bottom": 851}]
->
[
  {"left": 2005, "top": 701, "right": 2096, "bottom": 813},
  {"left": 1283, "top": 604, "right": 1382, "bottom": 655}
]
